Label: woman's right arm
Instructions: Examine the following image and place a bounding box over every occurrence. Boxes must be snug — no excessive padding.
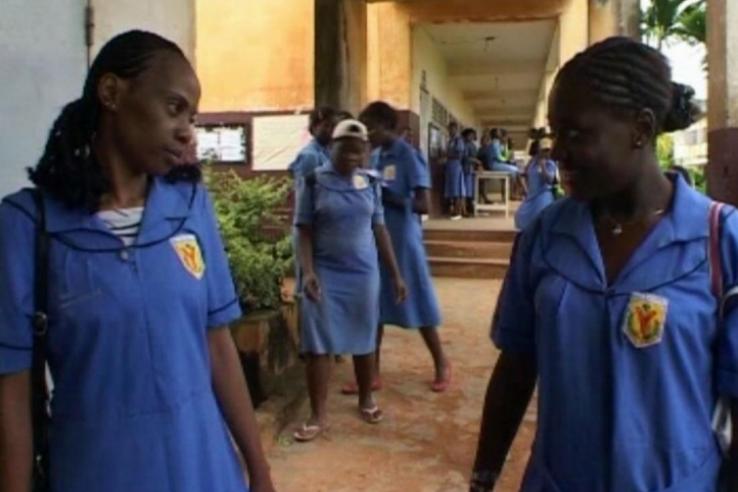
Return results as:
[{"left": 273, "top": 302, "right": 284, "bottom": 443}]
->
[
  {"left": 471, "top": 352, "right": 537, "bottom": 491},
  {"left": 0, "top": 371, "right": 32, "bottom": 492}
]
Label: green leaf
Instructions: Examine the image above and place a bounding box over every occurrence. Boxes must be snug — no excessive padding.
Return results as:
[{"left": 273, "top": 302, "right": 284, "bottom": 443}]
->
[{"left": 204, "top": 167, "right": 293, "bottom": 311}]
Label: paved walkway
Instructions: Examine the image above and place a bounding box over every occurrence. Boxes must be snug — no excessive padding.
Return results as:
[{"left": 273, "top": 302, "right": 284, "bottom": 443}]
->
[{"left": 267, "top": 278, "right": 536, "bottom": 492}]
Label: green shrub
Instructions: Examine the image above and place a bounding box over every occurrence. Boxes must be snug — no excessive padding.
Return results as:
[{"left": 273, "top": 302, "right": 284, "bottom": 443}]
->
[{"left": 205, "top": 169, "right": 293, "bottom": 311}]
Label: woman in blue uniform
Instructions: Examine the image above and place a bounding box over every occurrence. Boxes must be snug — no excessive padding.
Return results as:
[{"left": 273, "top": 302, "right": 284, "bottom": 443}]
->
[
  {"left": 462, "top": 129, "right": 482, "bottom": 214},
  {"left": 288, "top": 107, "right": 337, "bottom": 179},
  {"left": 359, "top": 101, "right": 452, "bottom": 393},
  {"left": 0, "top": 32, "right": 274, "bottom": 491},
  {"left": 445, "top": 121, "right": 467, "bottom": 220},
  {"left": 514, "top": 137, "right": 558, "bottom": 230},
  {"left": 484, "top": 128, "right": 519, "bottom": 175},
  {"left": 293, "top": 119, "right": 406, "bottom": 442},
  {"left": 471, "top": 37, "right": 738, "bottom": 492}
]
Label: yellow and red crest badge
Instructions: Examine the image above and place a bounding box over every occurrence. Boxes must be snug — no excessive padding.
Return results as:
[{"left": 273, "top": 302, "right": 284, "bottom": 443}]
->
[
  {"left": 170, "top": 234, "right": 206, "bottom": 280},
  {"left": 623, "top": 293, "right": 669, "bottom": 348}
]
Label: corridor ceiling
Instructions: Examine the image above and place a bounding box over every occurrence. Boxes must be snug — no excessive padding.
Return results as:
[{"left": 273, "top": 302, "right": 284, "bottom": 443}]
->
[{"left": 420, "top": 19, "right": 557, "bottom": 132}]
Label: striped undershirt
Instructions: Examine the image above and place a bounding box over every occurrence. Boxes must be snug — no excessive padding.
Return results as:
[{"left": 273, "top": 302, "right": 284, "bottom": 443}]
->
[{"left": 97, "top": 207, "right": 144, "bottom": 247}]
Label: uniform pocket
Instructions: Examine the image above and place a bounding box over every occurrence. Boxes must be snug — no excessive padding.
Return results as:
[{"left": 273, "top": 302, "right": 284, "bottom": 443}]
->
[{"left": 53, "top": 252, "right": 102, "bottom": 313}]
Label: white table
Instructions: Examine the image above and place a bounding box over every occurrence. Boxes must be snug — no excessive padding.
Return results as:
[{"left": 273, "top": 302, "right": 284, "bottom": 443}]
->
[{"left": 473, "top": 171, "right": 511, "bottom": 218}]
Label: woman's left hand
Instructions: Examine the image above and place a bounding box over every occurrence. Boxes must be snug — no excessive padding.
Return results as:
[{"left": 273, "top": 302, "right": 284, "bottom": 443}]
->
[{"left": 393, "top": 277, "right": 408, "bottom": 304}]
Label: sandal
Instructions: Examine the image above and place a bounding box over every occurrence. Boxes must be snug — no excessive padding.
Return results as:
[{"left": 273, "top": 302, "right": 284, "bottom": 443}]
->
[
  {"left": 359, "top": 405, "right": 384, "bottom": 424},
  {"left": 431, "top": 362, "right": 453, "bottom": 393},
  {"left": 293, "top": 422, "right": 324, "bottom": 442},
  {"left": 340, "top": 377, "right": 383, "bottom": 395}
]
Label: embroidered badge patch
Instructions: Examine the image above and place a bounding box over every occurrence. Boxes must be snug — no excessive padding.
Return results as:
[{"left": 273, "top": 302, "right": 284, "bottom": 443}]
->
[
  {"left": 383, "top": 165, "right": 397, "bottom": 182},
  {"left": 623, "top": 293, "right": 669, "bottom": 348},
  {"left": 170, "top": 234, "right": 206, "bottom": 280},
  {"left": 353, "top": 174, "right": 369, "bottom": 190}
]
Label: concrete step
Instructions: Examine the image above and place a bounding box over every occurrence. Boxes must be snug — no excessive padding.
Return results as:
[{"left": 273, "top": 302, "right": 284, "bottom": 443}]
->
[
  {"left": 423, "top": 228, "right": 518, "bottom": 243},
  {"left": 424, "top": 239, "right": 513, "bottom": 260},
  {"left": 428, "top": 256, "right": 509, "bottom": 279}
]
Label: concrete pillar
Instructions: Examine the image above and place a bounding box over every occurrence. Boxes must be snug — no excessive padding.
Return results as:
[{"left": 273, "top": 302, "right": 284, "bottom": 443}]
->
[
  {"left": 589, "top": 0, "right": 640, "bottom": 44},
  {"left": 706, "top": 0, "right": 738, "bottom": 204},
  {"left": 314, "top": 0, "right": 367, "bottom": 115},
  {"left": 559, "top": 0, "right": 589, "bottom": 64}
]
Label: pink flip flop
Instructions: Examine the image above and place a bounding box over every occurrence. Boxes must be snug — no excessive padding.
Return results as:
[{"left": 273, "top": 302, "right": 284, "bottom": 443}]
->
[
  {"left": 340, "top": 377, "right": 383, "bottom": 395},
  {"left": 431, "top": 363, "right": 453, "bottom": 393}
]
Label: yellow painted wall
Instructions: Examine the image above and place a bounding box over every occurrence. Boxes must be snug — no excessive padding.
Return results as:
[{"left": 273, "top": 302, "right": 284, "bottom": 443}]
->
[
  {"left": 411, "top": 26, "right": 478, "bottom": 127},
  {"left": 559, "top": 0, "right": 590, "bottom": 65},
  {"left": 588, "top": 0, "right": 618, "bottom": 44},
  {"left": 196, "top": 0, "right": 314, "bottom": 112},
  {"left": 366, "top": 3, "right": 412, "bottom": 108}
]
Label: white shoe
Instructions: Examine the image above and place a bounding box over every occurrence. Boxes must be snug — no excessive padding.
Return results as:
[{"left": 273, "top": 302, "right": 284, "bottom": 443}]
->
[{"left": 450, "top": 215, "right": 462, "bottom": 221}]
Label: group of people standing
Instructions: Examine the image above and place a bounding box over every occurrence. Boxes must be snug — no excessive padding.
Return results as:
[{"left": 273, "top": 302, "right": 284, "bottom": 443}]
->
[
  {"left": 443, "top": 123, "right": 560, "bottom": 230},
  {"left": 444, "top": 124, "right": 518, "bottom": 219},
  {"left": 1, "top": 28, "right": 737, "bottom": 492},
  {"left": 288, "top": 103, "right": 451, "bottom": 442}
]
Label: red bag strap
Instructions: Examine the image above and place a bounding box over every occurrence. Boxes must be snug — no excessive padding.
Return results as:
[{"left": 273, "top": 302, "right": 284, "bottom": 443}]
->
[{"left": 709, "top": 202, "right": 726, "bottom": 298}]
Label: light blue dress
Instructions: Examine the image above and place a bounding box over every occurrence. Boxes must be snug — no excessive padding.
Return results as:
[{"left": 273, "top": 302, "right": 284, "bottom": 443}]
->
[
  {"left": 494, "top": 175, "right": 738, "bottom": 491},
  {"left": 463, "top": 141, "right": 478, "bottom": 198},
  {"left": 294, "top": 166, "right": 383, "bottom": 355},
  {"left": 372, "top": 139, "right": 442, "bottom": 329},
  {"left": 485, "top": 139, "right": 519, "bottom": 174},
  {"left": 444, "top": 136, "right": 466, "bottom": 199},
  {"left": 0, "top": 179, "right": 248, "bottom": 492},
  {"left": 288, "top": 139, "right": 331, "bottom": 178},
  {"left": 515, "top": 158, "right": 558, "bottom": 230}
]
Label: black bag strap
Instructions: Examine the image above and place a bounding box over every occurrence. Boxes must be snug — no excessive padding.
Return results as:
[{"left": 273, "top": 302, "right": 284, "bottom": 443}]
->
[{"left": 31, "top": 189, "right": 50, "bottom": 489}]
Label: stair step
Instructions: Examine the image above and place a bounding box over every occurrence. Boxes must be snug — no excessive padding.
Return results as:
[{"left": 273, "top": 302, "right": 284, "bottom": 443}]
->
[
  {"left": 428, "top": 257, "right": 509, "bottom": 279},
  {"left": 423, "top": 229, "right": 518, "bottom": 242},
  {"left": 424, "top": 240, "right": 513, "bottom": 259}
]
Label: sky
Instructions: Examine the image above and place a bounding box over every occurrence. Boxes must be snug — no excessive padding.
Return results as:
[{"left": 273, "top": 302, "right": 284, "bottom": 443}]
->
[
  {"left": 640, "top": 0, "right": 708, "bottom": 100},
  {"left": 662, "top": 41, "right": 708, "bottom": 100}
]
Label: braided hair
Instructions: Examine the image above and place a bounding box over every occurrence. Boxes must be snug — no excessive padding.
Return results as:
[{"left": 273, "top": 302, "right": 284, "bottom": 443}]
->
[
  {"left": 29, "top": 30, "right": 186, "bottom": 210},
  {"left": 555, "top": 36, "right": 700, "bottom": 135}
]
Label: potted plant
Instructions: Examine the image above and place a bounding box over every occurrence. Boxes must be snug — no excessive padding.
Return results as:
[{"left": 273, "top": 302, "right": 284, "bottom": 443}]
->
[{"left": 205, "top": 169, "right": 299, "bottom": 406}]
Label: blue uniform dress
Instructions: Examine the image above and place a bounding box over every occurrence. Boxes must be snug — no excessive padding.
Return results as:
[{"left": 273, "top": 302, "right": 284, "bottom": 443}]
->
[
  {"left": 294, "top": 166, "right": 383, "bottom": 355},
  {"left": 444, "top": 136, "right": 466, "bottom": 199},
  {"left": 0, "top": 179, "right": 248, "bottom": 492},
  {"left": 463, "top": 141, "right": 478, "bottom": 199},
  {"left": 515, "top": 158, "right": 558, "bottom": 230},
  {"left": 372, "top": 139, "right": 442, "bottom": 329},
  {"left": 288, "top": 139, "right": 331, "bottom": 178},
  {"left": 485, "top": 139, "right": 519, "bottom": 174},
  {"left": 493, "top": 175, "right": 738, "bottom": 492}
]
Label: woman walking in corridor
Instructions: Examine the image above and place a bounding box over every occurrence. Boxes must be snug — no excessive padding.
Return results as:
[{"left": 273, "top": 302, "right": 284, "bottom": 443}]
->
[
  {"left": 514, "top": 137, "right": 558, "bottom": 230},
  {"left": 357, "top": 101, "right": 452, "bottom": 394},
  {"left": 293, "top": 119, "right": 406, "bottom": 442},
  {"left": 444, "top": 121, "right": 467, "bottom": 219},
  {"left": 288, "top": 107, "right": 337, "bottom": 179},
  {"left": 0, "top": 31, "right": 274, "bottom": 492},
  {"left": 471, "top": 37, "right": 738, "bottom": 492}
]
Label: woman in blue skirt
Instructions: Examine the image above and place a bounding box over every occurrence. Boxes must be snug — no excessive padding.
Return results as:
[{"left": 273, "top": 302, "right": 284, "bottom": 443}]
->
[
  {"left": 515, "top": 137, "right": 558, "bottom": 230},
  {"left": 445, "top": 121, "right": 467, "bottom": 219},
  {"left": 293, "top": 119, "right": 406, "bottom": 442},
  {"left": 359, "top": 102, "right": 452, "bottom": 393},
  {"left": 0, "top": 31, "right": 274, "bottom": 492}
]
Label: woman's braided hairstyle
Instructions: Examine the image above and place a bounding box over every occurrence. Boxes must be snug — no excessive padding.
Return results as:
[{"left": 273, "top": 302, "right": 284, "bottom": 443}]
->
[
  {"left": 555, "top": 36, "right": 700, "bottom": 135},
  {"left": 29, "top": 30, "right": 186, "bottom": 211}
]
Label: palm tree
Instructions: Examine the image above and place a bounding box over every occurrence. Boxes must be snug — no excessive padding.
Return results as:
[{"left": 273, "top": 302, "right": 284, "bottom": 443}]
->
[
  {"left": 642, "top": 0, "right": 705, "bottom": 49},
  {"left": 674, "top": 1, "right": 706, "bottom": 45}
]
